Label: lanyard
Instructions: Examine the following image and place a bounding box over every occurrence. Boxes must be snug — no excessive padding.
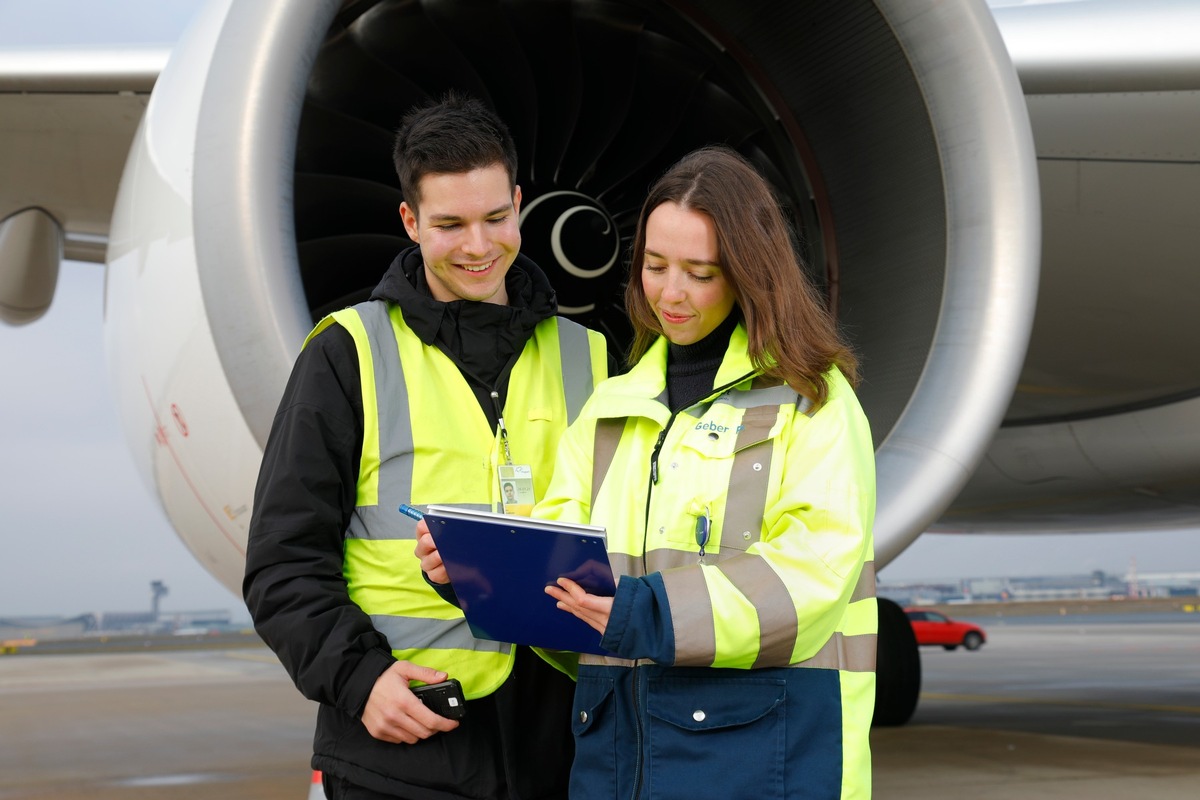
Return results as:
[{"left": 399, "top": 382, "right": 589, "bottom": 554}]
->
[{"left": 489, "top": 391, "right": 514, "bottom": 466}]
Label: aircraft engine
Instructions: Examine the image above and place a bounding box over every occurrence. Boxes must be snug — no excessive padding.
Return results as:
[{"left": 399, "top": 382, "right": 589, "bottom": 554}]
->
[{"left": 104, "top": 0, "right": 1039, "bottom": 723}]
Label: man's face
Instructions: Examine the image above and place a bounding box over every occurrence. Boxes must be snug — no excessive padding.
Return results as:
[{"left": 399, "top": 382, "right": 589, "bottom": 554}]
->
[{"left": 400, "top": 164, "right": 522, "bottom": 305}]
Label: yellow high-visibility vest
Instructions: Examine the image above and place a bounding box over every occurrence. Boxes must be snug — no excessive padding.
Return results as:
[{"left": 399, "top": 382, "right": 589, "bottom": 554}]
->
[{"left": 307, "top": 300, "right": 607, "bottom": 697}]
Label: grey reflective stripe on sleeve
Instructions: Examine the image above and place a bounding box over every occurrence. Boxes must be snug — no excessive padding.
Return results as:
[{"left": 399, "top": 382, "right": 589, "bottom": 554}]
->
[
  {"left": 659, "top": 567, "right": 717, "bottom": 666},
  {"left": 716, "top": 555, "right": 799, "bottom": 669},
  {"left": 557, "top": 318, "right": 594, "bottom": 423},
  {"left": 644, "top": 552, "right": 876, "bottom": 591},
  {"left": 345, "top": 302, "right": 415, "bottom": 540},
  {"left": 764, "top": 566, "right": 877, "bottom": 671},
  {"left": 653, "top": 548, "right": 876, "bottom": 668},
  {"left": 591, "top": 418, "right": 626, "bottom": 510},
  {"left": 720, "top": 558, "right": 876, "bottom": 665},
  {"left": 370, "top": 614, "right": 512, "bottom": 655}
]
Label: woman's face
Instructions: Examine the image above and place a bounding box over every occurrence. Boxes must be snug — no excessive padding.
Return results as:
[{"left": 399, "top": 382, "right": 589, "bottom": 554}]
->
[{"left": 641, "top": 202, "right": 737, "bottom": 346}]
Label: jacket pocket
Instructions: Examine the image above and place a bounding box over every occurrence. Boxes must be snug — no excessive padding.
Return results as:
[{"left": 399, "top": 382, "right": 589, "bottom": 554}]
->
[
  {"left": 571, "top": 674, "right": 618, "bottom": 800},
  {"left": 644, "top": 676, "right": 786, "bottom": 800},
  {"left": 675, "top": 405, "right": 781, "bottom": 557}
]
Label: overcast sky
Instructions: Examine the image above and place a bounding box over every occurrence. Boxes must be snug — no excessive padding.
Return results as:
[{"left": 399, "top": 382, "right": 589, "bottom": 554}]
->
[{"left": 1, "top": 0, "right": 1196, "bottom": 620}]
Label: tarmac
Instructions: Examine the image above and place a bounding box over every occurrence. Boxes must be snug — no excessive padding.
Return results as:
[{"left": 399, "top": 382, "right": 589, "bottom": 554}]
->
[{"left": 0, "top": 617, "right": 1197, "bottom": 799}]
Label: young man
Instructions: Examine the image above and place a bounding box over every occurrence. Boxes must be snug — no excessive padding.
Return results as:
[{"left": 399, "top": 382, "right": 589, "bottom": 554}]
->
[{"left": 244, "top": 94, "right": 608, "bottom": 800}]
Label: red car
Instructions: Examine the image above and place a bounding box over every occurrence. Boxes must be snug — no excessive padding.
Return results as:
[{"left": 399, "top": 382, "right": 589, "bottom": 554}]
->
[{"left": 904, "top": 608, "right": 986, "bottom": 651}]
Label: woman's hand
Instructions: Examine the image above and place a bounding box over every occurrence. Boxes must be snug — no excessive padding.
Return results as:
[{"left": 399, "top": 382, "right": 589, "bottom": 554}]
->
[
  {"left": 414, "top": 519, "right": 449, "bottom": 584},
  {"left": 546, "top": 577, "right": 613, "bottom": 634}
]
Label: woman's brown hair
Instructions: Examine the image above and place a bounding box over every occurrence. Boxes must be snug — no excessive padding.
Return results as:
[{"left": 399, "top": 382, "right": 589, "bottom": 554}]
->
[{"left": 624, "top": 146, "right": 859, "bottom": 407}]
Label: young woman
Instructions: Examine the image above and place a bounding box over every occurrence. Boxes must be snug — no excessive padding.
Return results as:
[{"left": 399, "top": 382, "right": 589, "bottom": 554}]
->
[{"left": 538, "top": 146, "right": 877, "bottom": 799}]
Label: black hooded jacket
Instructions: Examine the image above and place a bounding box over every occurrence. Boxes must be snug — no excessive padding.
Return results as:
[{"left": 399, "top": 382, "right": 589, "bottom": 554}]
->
[{"left": 244, "top": 247, "right": 576, "bottom": 799}]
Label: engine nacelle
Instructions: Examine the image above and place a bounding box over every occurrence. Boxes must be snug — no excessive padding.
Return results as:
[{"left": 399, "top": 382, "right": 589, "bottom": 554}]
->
[{"left": 105, "top": 0, "right": 1039, "bottom": 595}]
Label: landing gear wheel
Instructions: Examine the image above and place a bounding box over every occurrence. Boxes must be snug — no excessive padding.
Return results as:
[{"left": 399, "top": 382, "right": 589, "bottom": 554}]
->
[{"left": 873, "top": 597, "right": 921, "bottom": 726}]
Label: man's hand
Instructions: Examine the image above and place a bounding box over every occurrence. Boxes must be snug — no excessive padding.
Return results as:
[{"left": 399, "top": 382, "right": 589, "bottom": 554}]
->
[
  {"left": 361, "top": 661, "right": 461, "bottom": 744},
  {"left": 414, "top": 518, "right": 449, "bottom": 584},
  {"left": 546, "top": 577, "right": 613, "bottom": 635}
]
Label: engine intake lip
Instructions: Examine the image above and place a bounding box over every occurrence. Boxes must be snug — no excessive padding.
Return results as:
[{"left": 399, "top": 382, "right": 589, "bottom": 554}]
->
[{"left": 189, "top": 0, "right": 1040, "bottom": 562}]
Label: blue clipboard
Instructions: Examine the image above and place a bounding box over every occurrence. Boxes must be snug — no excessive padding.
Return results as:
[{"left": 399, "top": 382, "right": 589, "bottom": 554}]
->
[{"left": 424, "top": 505, "right": 616, "bottom": 655}]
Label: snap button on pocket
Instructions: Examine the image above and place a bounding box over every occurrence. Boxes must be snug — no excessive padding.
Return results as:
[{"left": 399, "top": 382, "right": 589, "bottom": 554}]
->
[
  {"left": 692, "top": 709, "right": 706, "bottom": 722},
  {"left": 579, "top": 710, "right": 589, "bottom": 723}
]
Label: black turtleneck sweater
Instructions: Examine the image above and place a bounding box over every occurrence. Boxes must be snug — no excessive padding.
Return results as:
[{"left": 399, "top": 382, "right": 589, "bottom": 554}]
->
[{"left": 665, "top": 312, "right": 740, "bottom": 413}]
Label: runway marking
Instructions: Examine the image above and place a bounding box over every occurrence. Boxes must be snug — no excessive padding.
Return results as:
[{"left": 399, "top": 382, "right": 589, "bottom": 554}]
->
[
  {"left": 110, "top": 773, "right": 230, "bottom": 787},
  {"left": 921, "top": 691, "right": 1200, "bottom": 715},
  {"left": 222, "top": 649, "right": 285, "bottom": 664}
]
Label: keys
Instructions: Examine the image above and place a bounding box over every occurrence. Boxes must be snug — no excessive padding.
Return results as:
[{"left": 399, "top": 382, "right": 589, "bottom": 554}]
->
[{"left": 695, "top": 506, "right": 711, "bottom": 564}]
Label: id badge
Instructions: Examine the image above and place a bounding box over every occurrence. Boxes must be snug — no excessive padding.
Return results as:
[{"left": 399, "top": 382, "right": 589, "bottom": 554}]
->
[{"left": 497, "top": 463, "right": 536, "bottom": 516}]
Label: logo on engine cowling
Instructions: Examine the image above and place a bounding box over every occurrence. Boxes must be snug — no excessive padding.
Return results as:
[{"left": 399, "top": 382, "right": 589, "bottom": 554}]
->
[{"left": 519, "top": 191, "right": 622, "bottom": 314}]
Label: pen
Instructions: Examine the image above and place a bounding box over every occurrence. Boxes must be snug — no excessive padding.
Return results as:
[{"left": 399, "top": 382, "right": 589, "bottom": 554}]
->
[{"left": 398, "top": 503, "right": 424, "bottom": 521}]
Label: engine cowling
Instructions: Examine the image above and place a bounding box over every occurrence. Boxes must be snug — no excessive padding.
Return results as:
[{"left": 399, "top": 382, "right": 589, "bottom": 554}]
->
[{"left": 105, "top": 0, "right": 1039, "bottom": 593}]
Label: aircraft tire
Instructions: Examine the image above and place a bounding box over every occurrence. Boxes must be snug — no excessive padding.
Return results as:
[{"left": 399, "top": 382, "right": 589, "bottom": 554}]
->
[{"left": 873, "top": 597, "right": 921, "bottom": 727}]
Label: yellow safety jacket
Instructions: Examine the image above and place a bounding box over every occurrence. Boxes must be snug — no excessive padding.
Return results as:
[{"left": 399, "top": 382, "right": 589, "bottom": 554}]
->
[
  {"left": 536, "top": 323, "right": 877, "bottom": 799},
  {"left": 308, "top": 300, "right": 607, "bottom": 698}
]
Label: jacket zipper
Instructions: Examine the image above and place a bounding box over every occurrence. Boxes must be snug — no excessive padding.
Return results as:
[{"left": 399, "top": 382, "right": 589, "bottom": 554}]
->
[
  {"left": 640, "top": 370, "right": 752, "bottom": 563},
  {"left": 631, "top": 372, "right": 756, "bottom": 799},
  {"left": 643, "top": 422, "right": 672, "bottom": 573},
  {"left": 632, "top": 422, "right": 669, "bottom": 800}
]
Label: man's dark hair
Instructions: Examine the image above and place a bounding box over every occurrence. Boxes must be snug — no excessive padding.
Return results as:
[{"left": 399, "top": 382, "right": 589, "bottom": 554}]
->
[{"left": 393, "top": 92, "right": 518, "bottom": 212}]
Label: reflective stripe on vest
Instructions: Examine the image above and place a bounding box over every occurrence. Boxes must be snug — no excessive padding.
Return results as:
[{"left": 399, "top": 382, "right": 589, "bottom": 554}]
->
[
  {"left": 338, "top": 304, "right": 596, "bottom": 540},
  {"left": 557, "top": 317, "right": 595, "bottom": 424}
]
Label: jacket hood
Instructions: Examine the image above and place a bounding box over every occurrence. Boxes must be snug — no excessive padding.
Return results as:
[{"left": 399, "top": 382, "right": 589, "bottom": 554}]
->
[{"left": 367, "top": 245, "right": 560, "bottom": 410}]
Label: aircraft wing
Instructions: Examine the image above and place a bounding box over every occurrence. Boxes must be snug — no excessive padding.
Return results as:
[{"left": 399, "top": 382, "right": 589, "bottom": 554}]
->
[{"left": 0, "top": 45, "right": 166, "bottom": 322}]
